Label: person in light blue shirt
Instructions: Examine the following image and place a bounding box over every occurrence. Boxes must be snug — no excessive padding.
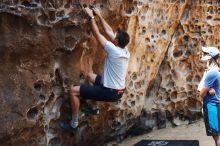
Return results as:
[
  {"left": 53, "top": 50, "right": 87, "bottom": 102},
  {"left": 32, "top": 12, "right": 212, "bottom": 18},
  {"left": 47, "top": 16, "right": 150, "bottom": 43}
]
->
[
  {"left": 199, "top": 46, "right": 220, "bottom": 146},
  {"left": 203, "top": 68, "right": 220, "bottom": 104}
]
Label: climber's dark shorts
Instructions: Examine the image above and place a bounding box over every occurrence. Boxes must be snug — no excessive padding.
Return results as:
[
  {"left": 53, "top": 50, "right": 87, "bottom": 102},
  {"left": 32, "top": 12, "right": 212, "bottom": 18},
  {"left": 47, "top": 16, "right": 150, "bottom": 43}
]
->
[
  {"left": 203, "top": 102, "right": 220, "bottom": 136},
  {"left": 80, "top": 75, "right": 124, "bottom": 102}
]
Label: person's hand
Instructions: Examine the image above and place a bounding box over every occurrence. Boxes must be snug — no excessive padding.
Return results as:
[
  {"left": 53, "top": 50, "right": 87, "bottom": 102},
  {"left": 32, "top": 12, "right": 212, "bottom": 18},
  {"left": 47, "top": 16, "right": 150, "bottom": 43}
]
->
[
  {"left": 92, "top": 7, "right": 101, "bottom": 17},
  {"left": 209, "top": 88, "right": 216, "bottom": 95},
  {"left": 84, "top": 7, "right": 94, "bottom": 18}
]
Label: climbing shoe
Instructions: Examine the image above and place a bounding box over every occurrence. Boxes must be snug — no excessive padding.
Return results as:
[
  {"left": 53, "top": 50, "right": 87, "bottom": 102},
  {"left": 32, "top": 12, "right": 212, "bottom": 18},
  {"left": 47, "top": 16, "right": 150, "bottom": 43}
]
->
[{"left": 59, "top": 120, "right": 77, "bottom": 133}]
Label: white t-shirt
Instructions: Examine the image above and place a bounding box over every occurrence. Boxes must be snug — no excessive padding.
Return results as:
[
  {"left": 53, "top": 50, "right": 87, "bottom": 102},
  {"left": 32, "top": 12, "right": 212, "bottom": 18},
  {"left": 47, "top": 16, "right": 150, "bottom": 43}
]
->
[{"left": 101, "top": 41, "right": 130, "bottom": 89}]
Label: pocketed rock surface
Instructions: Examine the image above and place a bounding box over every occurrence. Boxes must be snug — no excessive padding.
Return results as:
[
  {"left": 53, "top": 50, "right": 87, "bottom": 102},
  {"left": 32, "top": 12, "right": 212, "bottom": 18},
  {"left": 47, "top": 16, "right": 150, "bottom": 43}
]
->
[{"left": 0, "top": 0, "right": 220, "bottom": 146}]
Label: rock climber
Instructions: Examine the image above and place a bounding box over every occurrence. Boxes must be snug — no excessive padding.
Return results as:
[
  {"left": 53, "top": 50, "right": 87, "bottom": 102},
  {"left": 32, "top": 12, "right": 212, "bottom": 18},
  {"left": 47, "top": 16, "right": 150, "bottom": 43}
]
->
[{"left": 62, "top": 6, "right": 130, "bottom": 129}]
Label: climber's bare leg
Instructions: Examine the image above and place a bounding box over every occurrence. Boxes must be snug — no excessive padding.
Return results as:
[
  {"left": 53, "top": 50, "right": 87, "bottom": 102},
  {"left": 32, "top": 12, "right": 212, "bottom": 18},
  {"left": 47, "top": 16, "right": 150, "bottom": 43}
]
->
[{"left": 69, "top": 85, "right": 80, "bottom": 128}]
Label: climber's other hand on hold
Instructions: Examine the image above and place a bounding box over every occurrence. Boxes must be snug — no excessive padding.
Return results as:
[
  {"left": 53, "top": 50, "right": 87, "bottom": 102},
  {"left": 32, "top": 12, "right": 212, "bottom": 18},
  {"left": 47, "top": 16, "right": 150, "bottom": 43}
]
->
[
  {"left": 92, "top": 7, "right": 101, "bottom": 17},
  {"left": 84, "top": 7, "right": 94, "bottom": 18}
]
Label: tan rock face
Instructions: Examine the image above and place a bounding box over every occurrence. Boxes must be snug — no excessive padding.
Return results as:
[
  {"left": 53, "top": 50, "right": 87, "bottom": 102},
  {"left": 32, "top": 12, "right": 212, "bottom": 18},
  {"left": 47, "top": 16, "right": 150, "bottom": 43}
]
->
[{"left": 0, "top": 0, "right": 220, "bottom": 145}]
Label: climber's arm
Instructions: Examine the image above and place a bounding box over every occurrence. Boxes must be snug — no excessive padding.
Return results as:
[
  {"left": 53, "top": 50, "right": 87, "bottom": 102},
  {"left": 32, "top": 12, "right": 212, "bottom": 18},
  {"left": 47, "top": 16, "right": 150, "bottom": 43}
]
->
[
  {"left": 92, "top": 8, "right": 115, "bottom": 42},
  {"left": 85, "top": 7, "right": 107, "bottom": 47},
  {"left": 90, "top": 18, "right": 108, "bottom": 47}
]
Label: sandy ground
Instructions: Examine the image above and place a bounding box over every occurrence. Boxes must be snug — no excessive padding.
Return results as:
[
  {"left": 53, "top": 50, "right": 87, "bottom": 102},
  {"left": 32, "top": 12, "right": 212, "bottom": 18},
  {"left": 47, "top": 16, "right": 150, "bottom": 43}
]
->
[{"left": 117, "top": 120, "right": 214, "bottom": 146}]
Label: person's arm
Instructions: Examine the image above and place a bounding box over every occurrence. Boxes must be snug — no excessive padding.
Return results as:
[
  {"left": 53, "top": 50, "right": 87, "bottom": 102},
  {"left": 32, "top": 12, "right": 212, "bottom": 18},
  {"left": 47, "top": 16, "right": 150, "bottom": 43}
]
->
[
  {"left": 92, "top": 8, "right": 115, "bottom": 42},
  {"left": 200, "top": 87, "right": 210, "bottom": 98},
  {"left": 84, "top": 8, "right": 108, "bottom": 47},
  {"left": 200, "top": 71, "right": 217, "bottom": 98}
]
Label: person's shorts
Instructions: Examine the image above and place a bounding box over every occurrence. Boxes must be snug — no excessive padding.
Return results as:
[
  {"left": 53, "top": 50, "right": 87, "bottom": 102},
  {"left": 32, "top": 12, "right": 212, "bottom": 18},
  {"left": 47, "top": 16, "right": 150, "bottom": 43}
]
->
[
  {"left": 80, "top": 75, "right": 124, "bottom": 102},
  {"left": 203, "top": 102, "right": 220, "bottom": 136}
]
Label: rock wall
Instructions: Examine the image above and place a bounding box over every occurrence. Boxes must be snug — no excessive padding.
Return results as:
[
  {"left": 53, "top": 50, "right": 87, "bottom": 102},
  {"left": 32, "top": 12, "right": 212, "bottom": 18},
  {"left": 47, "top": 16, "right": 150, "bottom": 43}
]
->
[{"left": 0, "top": 0, "right": 220, "bottom": 146}]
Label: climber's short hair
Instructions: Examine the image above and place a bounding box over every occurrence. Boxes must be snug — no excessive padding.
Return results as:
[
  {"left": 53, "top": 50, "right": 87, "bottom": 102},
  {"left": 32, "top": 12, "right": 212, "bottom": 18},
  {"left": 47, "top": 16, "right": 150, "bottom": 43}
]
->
[{"left": 116, "top": 29, "right": 130, "bottom": 48}]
